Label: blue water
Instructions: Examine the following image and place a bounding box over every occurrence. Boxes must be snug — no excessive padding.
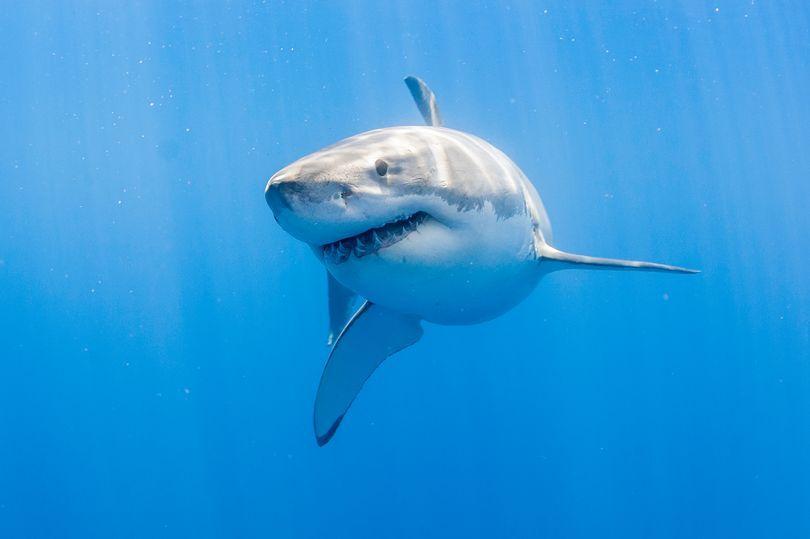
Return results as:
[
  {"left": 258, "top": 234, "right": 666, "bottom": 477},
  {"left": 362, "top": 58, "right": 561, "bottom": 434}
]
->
[{"left": 1, "top": 2, "right": 808, "bottom": 537}]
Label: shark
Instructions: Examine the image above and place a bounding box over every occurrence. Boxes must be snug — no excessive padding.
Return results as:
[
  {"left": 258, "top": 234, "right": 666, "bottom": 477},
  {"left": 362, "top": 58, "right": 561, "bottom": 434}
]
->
[{"left": 265, "top": 76, "right": 697, "bottom": 446}]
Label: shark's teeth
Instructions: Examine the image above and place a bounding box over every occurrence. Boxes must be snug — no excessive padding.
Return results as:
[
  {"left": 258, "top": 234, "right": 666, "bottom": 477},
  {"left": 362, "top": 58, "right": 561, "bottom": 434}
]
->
[{"left": 322, "top": 212, "right": 428, "bottom": 264}]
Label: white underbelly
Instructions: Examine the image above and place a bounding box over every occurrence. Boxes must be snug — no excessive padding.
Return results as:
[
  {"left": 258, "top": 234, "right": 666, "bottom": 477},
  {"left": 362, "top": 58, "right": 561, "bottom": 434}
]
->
[{"left": 325, "top": 209, "right": 540, "bottom": 325}]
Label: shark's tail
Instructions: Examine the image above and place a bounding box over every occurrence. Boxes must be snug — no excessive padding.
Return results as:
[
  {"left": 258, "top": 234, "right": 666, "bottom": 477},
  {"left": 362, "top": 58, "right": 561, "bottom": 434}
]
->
[{"left": 538, "top": 244, "right": 699, "bottom": 274}]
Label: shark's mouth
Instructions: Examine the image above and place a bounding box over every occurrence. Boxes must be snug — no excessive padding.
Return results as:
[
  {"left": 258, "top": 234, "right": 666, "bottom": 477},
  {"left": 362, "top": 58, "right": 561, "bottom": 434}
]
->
[{"left": 322, "top": 212, "right": 429, "bottom": 264}]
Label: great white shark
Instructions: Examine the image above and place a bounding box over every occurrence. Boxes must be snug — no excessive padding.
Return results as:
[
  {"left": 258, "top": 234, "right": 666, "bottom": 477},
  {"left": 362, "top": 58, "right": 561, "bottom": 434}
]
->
[{"left": 265, "top": 76, "right": 697, "bottom": 446}]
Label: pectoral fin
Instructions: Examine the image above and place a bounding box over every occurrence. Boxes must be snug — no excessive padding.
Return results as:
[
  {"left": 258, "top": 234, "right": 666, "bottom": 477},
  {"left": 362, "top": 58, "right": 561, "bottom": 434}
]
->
[
  {"left": 538, "top": 244, "right": 699, "bottom": 274},
  {"left": 326, "top": 272, "right": 359, "bottom": 346},
  {"left": 314, "top": 301, "right": 423, "bottom": 446}
]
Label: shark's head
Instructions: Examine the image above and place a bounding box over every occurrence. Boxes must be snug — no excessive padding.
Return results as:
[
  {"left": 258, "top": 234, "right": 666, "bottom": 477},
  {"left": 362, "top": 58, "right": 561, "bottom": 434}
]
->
[
  {"left": 266, "top": 127, "right": 440, "bottom": 248},
  {"left": 265, "top": 126, "right": 538, "bottom": 321}
]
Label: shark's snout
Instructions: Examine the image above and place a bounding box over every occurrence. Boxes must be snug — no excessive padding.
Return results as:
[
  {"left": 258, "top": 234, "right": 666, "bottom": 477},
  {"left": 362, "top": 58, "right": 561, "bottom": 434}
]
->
[
  {"left": 265, "top": 175, "right": 353, "bottom": 215},
  {"left": 265, "top": 171, "right": 368, "bottom": 246},
  {"left": 264, "top": 178, "right": 296, "bottom": 215}
]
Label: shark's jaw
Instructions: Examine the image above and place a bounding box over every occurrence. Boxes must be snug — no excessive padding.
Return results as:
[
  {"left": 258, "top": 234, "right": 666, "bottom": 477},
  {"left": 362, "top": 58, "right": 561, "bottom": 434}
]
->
[{"left": 321, "top": 212, "right": 430, "bottom": 265}]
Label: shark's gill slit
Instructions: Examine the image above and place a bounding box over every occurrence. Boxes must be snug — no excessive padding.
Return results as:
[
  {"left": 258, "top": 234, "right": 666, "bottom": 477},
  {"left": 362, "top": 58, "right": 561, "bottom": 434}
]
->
[{"left": 322, "top": 212, "right": 429, "bottom": 264}]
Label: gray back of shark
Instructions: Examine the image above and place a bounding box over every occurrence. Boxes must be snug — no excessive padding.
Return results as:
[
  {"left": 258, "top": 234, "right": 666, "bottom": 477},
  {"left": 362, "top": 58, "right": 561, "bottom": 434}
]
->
[{"left": 265, "top": 76, "right": 697, "bottom": 446}]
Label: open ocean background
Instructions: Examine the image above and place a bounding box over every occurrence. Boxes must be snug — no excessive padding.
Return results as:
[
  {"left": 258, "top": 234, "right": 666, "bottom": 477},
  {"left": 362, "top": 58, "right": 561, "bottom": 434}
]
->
[{"left": 1, "top": 2, "right": 808, "bottom": 537}]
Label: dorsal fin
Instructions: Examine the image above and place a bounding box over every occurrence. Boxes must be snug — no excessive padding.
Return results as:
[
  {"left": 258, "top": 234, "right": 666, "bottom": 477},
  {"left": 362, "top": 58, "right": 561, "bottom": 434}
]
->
[{"left": 404, "top": 76, "right": 443, "bottom": 127}]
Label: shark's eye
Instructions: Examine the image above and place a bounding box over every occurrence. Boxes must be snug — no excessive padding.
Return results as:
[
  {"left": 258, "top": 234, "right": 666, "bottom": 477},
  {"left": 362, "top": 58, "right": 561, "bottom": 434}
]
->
[{"left": 375, "top": 159, "right": 389, "bottom": 176}]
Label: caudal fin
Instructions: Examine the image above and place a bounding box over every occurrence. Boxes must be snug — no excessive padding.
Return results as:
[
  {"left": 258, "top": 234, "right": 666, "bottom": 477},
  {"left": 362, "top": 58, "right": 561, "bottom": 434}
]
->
[{"left": 539, "top": 244, "right": 699, "bottom": 274}]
